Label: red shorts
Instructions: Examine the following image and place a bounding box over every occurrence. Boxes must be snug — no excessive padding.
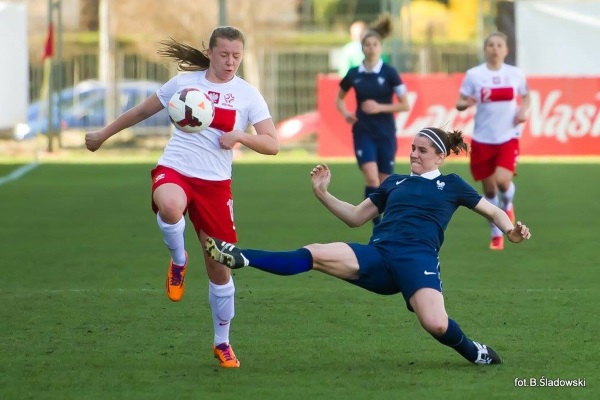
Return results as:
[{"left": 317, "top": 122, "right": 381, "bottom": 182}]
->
[
  {"left": 150, "top": 165, "right": 237, "bottom": 243},
  {"left": 469, "top": 139, "right": 519, "bottom": 181}
]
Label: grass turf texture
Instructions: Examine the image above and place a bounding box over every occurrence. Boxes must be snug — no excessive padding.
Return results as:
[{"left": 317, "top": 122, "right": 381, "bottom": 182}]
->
[{"left": 0, "top": 162, "right": 598, "bottom": 400}]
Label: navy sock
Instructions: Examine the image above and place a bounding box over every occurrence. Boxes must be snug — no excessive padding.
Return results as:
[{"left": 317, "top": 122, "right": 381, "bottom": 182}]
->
[
  {"left": 434, "top": 318, "right": 478, "bottom": 362},
  {"left": 365, "top": 186, "right": 381, "bottom": 225},
  {"left": 241, "top": 248, "right": 313, "bottom": 276}
]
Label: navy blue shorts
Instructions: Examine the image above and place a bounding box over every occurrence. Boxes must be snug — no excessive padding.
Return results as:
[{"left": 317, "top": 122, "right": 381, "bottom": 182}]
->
[
  {"left": 352, "top": 132, "right": 397, "bottom": 175},
  {"left": 346, "top": 242, "right": 443, "bottom": 311}
]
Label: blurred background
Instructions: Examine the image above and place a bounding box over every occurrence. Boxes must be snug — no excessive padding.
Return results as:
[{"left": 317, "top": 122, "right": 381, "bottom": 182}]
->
[{"left": 0, "top": 0, "right": 598, "bottom": 156}]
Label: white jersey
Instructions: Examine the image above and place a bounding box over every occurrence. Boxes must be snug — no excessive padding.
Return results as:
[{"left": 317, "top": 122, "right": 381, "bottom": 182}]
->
[
  {"left": 459, "top": 63, "right": 528, "bottom": 144},
  {"left": 156, "top": 70, "right": 271, "bottom": 180}
]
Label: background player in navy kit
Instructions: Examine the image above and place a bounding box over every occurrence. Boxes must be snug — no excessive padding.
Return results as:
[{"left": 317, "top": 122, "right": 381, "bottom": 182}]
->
[
  {"left": 456, "top": 32, "right": 530, "bottom": 250},
  {"left": 85, "top": 26, "right": 279, "bottom": 368},
  {"left": 335, "top": 14, "right": 410, "bottom": 225},
  {"left": 205, "top": 127, "right": 532, "bottom": 365}
]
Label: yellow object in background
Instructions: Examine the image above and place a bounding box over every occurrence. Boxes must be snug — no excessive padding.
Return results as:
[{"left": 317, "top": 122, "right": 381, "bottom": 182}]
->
[
  {"left": 405, "top": 0, "right": 479, "bottom": 43},
  {"left": 448, "top": 0, "right": 479, "bottom": 41}
]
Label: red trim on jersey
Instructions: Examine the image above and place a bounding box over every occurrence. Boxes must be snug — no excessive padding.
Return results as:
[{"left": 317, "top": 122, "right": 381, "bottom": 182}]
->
[
  {"left": 210, "top": 107, "right": 236, "bottom": 132},
  {"left": 481, "top": 87, "right": 515, "bottom": 102}
]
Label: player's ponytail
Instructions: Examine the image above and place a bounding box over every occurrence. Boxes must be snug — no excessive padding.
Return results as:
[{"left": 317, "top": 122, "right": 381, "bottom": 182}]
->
[
  {"left": 418, "top": 127, "right": 469, "bottom": 156},
  {"left": 362, "top": 13, "right": 393, "bottom": 44},
  {"left": 445, "top": 129, "right": 469, "bottom": 155},
  {"left": 157, "top": 26, "right": 245, "bottom": 72},
  {"left": 157, "top": 38, "right": 210, "bottom": 71}
]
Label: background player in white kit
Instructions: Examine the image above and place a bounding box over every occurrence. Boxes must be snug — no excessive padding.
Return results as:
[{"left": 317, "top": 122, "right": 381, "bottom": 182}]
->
[
  {"left": 85, "top": 26, "right": 279, "bottom": 368},
  {"left": 456, "top": 32, "right": 530, "bottom": 250}
]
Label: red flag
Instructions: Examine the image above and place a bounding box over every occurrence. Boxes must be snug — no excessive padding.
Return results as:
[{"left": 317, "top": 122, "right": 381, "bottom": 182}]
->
[{"left": 42, "top": 23, "right": 54, "bottom": 60}]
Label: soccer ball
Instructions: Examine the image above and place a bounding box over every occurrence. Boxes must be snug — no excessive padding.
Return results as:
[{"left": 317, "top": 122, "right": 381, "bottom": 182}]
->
[{"left": 168, "top": 88, "right": 215, "bottom": 133}]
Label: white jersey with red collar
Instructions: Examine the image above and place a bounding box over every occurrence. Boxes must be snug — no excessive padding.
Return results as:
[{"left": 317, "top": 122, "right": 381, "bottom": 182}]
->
[
  {"left": 156, "top": 70, "right": 271, "bottom": 180},
  {"left": 459, "top": 63, "right": 528, "bottom": 144}
]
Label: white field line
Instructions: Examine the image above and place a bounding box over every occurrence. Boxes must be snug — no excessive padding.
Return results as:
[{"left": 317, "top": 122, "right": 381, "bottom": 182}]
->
[{"left": 0, "top": 161, "right": 40, "bottom": 186}]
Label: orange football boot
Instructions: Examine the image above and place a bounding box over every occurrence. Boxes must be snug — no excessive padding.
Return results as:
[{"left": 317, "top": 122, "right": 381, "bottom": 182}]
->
[
  {"left": 166, "top": 251, "right": 187, "bottom": 302},
  {"left": 213, "top": 343, "right": 240, "bottom": 368},
  {"left": 505, "top": 204, "right": 516, "bottom": 224},
  {"left": 489, "top": 236, "right": 504, "bottom": 250}
]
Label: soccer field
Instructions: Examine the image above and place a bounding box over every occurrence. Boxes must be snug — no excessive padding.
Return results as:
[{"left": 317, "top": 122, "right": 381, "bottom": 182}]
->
[{"left": 0, "top": 161, "right": 598, "bottom": 400}]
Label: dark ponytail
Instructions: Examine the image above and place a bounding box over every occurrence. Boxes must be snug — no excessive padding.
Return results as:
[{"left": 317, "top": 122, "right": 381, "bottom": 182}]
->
[
  {"left": 418, "top": 127, "right": 469, "bottom": 156},
  {"left": 157, "top": 26, "right": 245, "bottom": 72}
]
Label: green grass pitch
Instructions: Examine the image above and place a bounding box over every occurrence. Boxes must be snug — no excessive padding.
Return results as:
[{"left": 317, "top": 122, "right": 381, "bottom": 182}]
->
[{"left": 0, "top": 161, "right": 598, "bottom": 399}]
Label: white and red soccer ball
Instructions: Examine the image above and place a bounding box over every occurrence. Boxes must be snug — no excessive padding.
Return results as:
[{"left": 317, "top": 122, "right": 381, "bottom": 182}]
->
[{"left": 168, "top": 88, "right": 215, "bottom": 133}]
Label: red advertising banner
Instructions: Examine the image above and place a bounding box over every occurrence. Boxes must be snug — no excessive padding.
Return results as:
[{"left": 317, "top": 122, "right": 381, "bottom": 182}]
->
[{"left": 317, "top": 73, "right": 600, "bottom": 157}]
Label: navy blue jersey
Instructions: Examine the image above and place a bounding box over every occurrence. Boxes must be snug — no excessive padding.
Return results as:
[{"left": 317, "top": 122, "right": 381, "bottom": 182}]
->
[
  {"left": 340, "top": 63, "right": 402, "bottom": 137},
  {"left": 368, "top": 173, "right": 482, "bottom": 250}
]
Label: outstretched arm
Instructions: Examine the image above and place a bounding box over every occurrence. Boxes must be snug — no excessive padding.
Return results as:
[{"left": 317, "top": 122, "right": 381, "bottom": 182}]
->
[
  {"left": 311, "top": 164, "right": 379, "bottom": 227},
  {"left": 85, "top": 94, "right": 164, "bottom": 152},
  {"left": 473, "top": 198, "right": 532, "bottom": 243}
]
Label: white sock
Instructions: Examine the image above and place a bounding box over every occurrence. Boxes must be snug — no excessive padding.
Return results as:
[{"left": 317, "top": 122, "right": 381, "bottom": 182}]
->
[
  {"left": 485, "top": 195, "right": 503, "bottom": 237},
  {"left": 499, "top": 182, "right": 515, "bottom": 211},
  {"left": 156, "top": 213, "right": 186, "bottom": 266},
  {"left": 209, "top": 278, "right": 235, "bottom": 346}
]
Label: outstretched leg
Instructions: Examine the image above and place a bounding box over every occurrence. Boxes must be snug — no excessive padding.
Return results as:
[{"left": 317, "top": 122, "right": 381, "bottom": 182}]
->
[
  {"left": 205, "top": 237, "right": 312, "bottom": 274},
  {"left": 410, "top": 288, "right": 502, "bottom": 365},
  {"left": 205, "top": 237, "right": 360, "bottom": 280}
]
